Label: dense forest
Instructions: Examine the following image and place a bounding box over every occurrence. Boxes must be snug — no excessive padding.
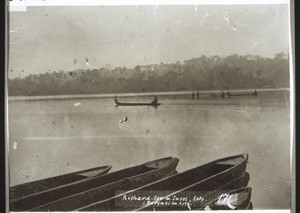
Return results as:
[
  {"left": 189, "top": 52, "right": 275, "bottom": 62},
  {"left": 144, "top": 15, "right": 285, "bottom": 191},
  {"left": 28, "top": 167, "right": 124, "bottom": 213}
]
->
[{"left": 8, "top": 53, "right": 289, "bottom": 96}]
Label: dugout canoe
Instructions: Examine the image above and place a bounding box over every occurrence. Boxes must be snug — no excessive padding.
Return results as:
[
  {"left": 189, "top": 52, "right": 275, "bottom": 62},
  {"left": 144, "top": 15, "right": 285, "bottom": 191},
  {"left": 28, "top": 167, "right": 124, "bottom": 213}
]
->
[
  {"left": 204, "top": 187, "right": 252, "bottom": 210},
  {"left": 114, "top": 99, "right": 161, "bottom": 107},
  {"left": 27, "top": 157, "right": 179, "bottom": 211},
  {"left": 9, "top": 165, "right": 112, "bottom": 200},
  {"left": 77, "top": 153, "right": 249, "bottom": 211},
  {"left": 221, "top": 90, "right": 258, "bottom": 98}
]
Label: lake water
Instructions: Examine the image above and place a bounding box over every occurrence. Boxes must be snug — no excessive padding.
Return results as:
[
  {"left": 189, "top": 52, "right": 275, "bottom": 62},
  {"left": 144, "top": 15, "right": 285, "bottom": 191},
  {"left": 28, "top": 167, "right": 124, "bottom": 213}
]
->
[{"left": 8, "top": 90, "right": 291, "bottom": 210}]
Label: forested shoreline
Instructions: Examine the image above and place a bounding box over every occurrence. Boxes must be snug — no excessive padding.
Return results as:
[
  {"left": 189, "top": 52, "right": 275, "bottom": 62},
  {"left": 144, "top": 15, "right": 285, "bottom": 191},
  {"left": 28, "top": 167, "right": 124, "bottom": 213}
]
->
[{"left": 8, "top": 53, "right": 289, "bottom": 96}]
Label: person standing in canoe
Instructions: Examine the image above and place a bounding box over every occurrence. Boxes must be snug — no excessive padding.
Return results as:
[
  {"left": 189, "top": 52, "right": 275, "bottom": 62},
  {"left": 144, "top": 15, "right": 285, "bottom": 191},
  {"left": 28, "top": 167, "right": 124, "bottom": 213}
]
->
[
  {"left": 114, "top": 96, "right": 119, "bottom": 104},
  {"left": 227, "top": 91, "right": 230, "bottom": 97},
  {"left": 221, "top": 90, "right": 225, "bottom": 99},
  {"left": 151, "top": 96, "right": 158, "bottom": 105},
  {"left": 254, "top": 90, "right": 258, "bottom": 96}
]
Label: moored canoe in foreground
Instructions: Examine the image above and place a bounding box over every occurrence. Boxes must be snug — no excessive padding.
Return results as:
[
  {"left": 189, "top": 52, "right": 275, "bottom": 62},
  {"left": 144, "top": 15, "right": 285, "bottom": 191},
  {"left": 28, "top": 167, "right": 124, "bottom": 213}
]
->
[
  {"left": 77, "top": 153, "right": 249, "bottom": 211},
  {"left": 204, "top": 187, "right": 252, "bottom": 210},
  {"left": 10, "top": 165, "right": 112, "bottom": 200},
  {"left": 28, "top": 157, "right": 179, "bottom": 211}
]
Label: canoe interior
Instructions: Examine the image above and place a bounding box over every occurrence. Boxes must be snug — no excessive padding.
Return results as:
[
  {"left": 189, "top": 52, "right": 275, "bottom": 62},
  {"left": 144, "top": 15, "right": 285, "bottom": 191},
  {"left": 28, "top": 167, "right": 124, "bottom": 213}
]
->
[
  {"left": 132, "top": 155, "right": 245, "bottom": 191},
  {"left": 214, "top": 155, "right": 245, "bottom": 166},
  {"left": 145, "top": 157, "right": 176, "bottom": 168},
  {"left": 9, "top": 165, "right": 111, "bottom": 199},
  {"left": 11, "top": 164, "right": 157, "bottom": 210},
  {"left": 14, "top": 157, "right": 177, "bottom": 211},
  {"left": 77, "top": 170, "right": 108, "bottom": 178},
  {"left": 77, "top": 155, "right": 248, "bottom": 211},
  {"left": 132, "top": 172, "right": 250, "bottom": 211}
]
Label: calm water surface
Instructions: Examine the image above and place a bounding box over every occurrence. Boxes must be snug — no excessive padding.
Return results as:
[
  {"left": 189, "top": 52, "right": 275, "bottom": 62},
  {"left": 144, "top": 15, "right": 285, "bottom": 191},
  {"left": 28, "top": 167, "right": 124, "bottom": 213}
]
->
[{"left": 8, "top": 90, "right": 291, "bottom": 209}]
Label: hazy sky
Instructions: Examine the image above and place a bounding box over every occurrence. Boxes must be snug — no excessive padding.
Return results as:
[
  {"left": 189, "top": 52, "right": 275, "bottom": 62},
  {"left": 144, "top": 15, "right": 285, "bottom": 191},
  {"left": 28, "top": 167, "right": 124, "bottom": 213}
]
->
[{"left": 8, "top": 4, "right": 290, "bottom": 78}]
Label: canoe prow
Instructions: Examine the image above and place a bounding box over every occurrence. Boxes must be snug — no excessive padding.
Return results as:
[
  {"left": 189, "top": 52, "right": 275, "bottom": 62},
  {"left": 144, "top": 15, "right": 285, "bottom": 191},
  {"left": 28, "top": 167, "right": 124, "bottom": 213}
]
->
[
  {"left": 144, "top": 156, "right": 178, "bottom": 169},
  {"left": 77, "top": 154, "right": 249, "bottom": 211},
  {"left": 28, "top": 157, "right": 179, "bottom": 211},
  {"left": 10, "top": 165, "right": 112, "bottom": 200},
  {"left": 213, "top": 153, "right": 248, "bottom": 169}
]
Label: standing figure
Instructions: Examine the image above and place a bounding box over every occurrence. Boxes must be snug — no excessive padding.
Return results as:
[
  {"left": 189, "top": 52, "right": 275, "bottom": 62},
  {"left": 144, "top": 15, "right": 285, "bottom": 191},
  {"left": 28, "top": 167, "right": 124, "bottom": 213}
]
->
[
  {"left": 192, "top": 92, "right": 195, "bottom": 99},
  {"left": 221, "top": 90, "right": 225, "bottom": 99},
  {"left": 151, "top": 96, "right": 158, "bottom": 105},
  {"left": 114, "top": 96, "right": 119, "bottom": 105},
  {"left": 227, "top": 91, "right": 230, "bottom": 97},
  {"left": 197, "top": 91, "right": 200, "bottom": 99},
  {"left": 254, "top": 90, "right": 258, "bottom": 97}
]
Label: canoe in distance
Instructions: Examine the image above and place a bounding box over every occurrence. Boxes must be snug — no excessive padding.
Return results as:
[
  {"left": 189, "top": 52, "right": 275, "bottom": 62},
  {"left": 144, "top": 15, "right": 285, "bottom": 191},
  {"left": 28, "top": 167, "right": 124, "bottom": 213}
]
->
[
  {"left": 114, "top": 98, "right": 161, "bottom": 107},
  {"left": 116, "top": 102, "right": 161, "bottom": 107},
  {"left": 10, "top": 165, "right": 112, "bottom": 200},
  {"left": 221, "top": 90, "right": 258, "bottom": 98},
  {"left": 77, "top": 153, "right": 249, "bottom": 211},
  {"left": 28, "top": 157, "right": 179, "bottom": 211}
]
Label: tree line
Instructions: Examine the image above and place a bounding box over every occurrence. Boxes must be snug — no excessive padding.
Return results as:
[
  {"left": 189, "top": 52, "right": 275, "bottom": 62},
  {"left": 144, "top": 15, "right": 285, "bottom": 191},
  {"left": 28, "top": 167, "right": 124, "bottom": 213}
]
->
[{"left": 8, "top": 53, "right": 289, "bottom": 96}]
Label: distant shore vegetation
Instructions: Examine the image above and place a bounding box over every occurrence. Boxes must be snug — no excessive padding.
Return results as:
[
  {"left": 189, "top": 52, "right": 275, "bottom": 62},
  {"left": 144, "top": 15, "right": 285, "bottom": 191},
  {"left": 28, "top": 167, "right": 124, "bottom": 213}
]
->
[{"left": 8, "top": 53, "right": 289, "bottom": 96}]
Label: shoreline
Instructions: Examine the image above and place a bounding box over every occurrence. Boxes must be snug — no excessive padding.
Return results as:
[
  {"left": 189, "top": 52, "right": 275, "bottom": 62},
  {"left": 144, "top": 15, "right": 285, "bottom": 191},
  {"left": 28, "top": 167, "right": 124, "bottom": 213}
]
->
[{"left": 7, "top": 88, "right": 290, "bottom": 101}]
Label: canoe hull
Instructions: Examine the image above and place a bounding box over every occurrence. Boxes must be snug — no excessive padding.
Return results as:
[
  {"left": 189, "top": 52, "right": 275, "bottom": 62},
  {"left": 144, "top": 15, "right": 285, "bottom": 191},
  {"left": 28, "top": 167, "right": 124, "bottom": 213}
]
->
[
  {"left": 9, "top": 165, "right": 111, "bottom": 200},
  {"left": 114, "top": 98, "right": 160, "bottom": 107},
  {"left": 115, "top": 103, "right": 161, "bottom": 107},
  {"left": 78, "top": 154, "right": 249, "bottom": 211},
  {"left": 136, "top": 154, "right": 249, "bottom": 211},
  {"left": 94, "top": 172, "right": 249, "bottom": 211},
  {"left": 29, "top": 157, "right": 179, "bottom": 211},
  {"left": 246, "top": 201, "right": 253, "bottom": 210},
  {"left": 207, "top": 187, "right": 252, "bottom": 210}
]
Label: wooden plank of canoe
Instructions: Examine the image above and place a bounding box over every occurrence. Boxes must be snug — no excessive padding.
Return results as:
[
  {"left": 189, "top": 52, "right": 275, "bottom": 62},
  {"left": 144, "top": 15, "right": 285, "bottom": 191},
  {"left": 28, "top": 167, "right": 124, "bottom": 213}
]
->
[
  {"left": 10, "top": 165, "right": 112, "bottom": 199},
  {"left": 15, "top": 157, "right": 178, "bottom": 211},
  {"left": 76, "top": 154, "right": 249, "bottom": 211}
]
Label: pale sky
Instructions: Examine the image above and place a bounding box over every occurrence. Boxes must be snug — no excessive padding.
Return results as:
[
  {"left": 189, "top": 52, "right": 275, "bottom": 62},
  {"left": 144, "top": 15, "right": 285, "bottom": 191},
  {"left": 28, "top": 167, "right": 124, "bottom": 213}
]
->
[{"left": 8, "top": 4, "right": 290, "bottom": 78}]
